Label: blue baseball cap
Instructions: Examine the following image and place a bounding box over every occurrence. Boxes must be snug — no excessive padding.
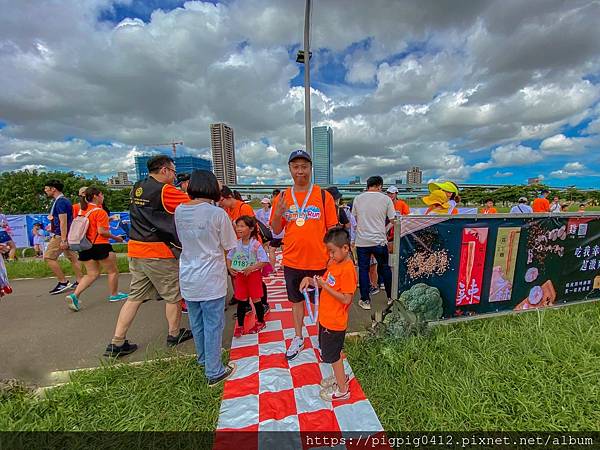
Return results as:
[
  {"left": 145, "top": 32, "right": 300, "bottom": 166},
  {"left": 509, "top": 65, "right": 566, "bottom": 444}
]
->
[{"left": 288, "top": 149, "right": 312, "bottom": 164}]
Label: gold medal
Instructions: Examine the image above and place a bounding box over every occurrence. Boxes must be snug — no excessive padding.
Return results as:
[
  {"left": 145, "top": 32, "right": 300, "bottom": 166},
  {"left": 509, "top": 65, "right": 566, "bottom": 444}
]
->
[{"left": 296, "top": 217, "right": 305, "bottom": 227}]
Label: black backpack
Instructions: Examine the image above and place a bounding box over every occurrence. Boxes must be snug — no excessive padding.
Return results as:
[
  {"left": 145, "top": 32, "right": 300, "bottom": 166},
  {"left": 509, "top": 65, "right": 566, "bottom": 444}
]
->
[{"left": 257, "top": 220, "right": 273, "bottom": 243}]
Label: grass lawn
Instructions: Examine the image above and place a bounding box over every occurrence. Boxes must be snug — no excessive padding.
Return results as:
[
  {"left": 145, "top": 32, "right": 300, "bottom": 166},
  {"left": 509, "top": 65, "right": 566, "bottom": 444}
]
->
[
  {"left": 346, "top": 301, "right": 600, "bottom": 431},
  {"left": 2, "top": 301, "right": 600, "bottom": 431},
  {"left": 0, "top": 355, "right": 221, "bottom": 431},
  {"left": 5, "top": 255, "right": 130, "bottom": 279}
]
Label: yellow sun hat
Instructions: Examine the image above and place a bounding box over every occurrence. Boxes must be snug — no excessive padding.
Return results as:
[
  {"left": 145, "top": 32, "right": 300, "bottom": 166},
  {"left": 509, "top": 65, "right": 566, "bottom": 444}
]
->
[
  {"left": 428, "top": 181, "right": 459, "bottom": 195},
  {"left": 422, "top": 189, "right": 450, "bottom": 207}
]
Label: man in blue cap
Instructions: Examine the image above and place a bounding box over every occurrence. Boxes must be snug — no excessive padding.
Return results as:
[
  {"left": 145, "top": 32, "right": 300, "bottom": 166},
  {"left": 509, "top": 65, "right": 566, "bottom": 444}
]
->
[{"left": 270, "top": 150, "right": 338, "bottom": 360}]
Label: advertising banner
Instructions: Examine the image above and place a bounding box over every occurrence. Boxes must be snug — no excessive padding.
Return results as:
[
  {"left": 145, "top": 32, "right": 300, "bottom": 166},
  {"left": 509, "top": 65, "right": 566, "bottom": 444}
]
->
[
  {"left": 4, "top": 216, "right": 29, "bottom": 248},
  {"left": 397, "top": 214, "right": 600, "bottom": 319}
]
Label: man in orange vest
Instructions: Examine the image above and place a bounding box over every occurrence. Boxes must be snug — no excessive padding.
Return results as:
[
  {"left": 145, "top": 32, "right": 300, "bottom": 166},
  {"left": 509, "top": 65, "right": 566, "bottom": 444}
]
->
[{"left": 532, "top": 190, "right": 551, "bottom": 213}]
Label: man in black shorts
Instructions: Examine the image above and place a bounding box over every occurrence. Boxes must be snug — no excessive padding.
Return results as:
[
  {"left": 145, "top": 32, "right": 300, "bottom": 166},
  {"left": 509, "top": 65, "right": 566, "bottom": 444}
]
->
[{"left": 270, "top": 150, "right": 338, "bottom": 360}]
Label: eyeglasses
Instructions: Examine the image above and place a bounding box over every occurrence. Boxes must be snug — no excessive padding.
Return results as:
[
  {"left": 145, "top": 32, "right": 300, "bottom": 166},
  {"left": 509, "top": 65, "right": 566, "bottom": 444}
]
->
[{"left": 164, "top": 167, "right": 177, "bottom": 174}]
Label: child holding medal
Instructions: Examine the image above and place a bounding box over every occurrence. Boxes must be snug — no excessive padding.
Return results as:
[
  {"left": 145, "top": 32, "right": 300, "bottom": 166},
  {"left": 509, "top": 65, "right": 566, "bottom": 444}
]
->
[
  {"left": 300, "top": 227, "right": 357, "bottom": 402},
  {"left": 227, "top": 216, "right": 270, "bottom": 337}
]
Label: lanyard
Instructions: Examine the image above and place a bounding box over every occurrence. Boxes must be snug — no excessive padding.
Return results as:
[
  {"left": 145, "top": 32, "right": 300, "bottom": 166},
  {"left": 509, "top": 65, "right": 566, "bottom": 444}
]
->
[
  {"left": 291, "top": 184, "right": 314, "bottom": 219},
  {"left": 302, "top": 276, "right": 320, "bottom": 324}
]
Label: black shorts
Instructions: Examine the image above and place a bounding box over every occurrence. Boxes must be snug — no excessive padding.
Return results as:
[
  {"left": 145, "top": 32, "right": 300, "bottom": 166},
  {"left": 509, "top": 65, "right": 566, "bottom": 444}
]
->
[
  {"left": 78, "top": 244, "right": 114, "bottom": 262},
  {"left": 283, "top": 266, "right": 326, "bottom": 303},
  {"left": 269, "top": 238, "right": 283, "bottom": 248},
  {"left": 318, "top": 324, "right": 346, "bottom": 364}
]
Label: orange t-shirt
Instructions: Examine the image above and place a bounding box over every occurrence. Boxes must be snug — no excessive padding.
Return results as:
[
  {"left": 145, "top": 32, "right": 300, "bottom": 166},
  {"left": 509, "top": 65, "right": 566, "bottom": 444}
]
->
[
  {"left": 225, "top": 200, "right": 255, "bottom": 222},
  {"left": 73, "top": 203, "right": 81, "bottom": 217},
  {"left": 79, "top": 203, "right": 110, "bottom": 245},
  {"left": 128, "top": 184, "right": 190, "bottom": 259},
  {"left": 319, "top": 258, "right": 357, "bottom": 331},
  {"left": 532, "top": 198, "right": 550, "bottom": 213},
  {"left": 270, "top": 186, "right": 338, "bottom": 270},
  {"left": 481, "top": 207, "right": 497, "bottom": 214},
  {"left": 394, "top": 199, "right": 410, "bottom": 215}
]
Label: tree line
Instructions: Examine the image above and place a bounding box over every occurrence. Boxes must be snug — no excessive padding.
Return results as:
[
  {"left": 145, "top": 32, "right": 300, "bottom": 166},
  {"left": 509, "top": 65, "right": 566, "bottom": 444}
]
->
[
  {"left": 0, "top": 170, "right": 132, "bottom": 214},
  {"left": 460, "top": 184, "right": 600, "bottom": 207}
]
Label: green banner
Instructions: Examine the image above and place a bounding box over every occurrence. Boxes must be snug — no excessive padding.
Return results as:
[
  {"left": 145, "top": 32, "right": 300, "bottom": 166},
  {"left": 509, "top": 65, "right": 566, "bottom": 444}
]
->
[{"left": 397, "top": 214, "right": 600, "bottom": 319}]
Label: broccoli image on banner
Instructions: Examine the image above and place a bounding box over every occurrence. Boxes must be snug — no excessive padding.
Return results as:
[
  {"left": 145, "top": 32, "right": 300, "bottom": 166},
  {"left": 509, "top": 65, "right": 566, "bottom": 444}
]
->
[{"left": 379, "top": 283, "right": 443, "bottom": 339}]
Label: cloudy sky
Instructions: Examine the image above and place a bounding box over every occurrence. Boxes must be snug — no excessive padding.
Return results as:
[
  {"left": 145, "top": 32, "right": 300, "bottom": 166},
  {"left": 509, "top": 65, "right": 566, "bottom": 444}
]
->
[{"left": 1, "top": 0, "right": 600, "bottom": 186}]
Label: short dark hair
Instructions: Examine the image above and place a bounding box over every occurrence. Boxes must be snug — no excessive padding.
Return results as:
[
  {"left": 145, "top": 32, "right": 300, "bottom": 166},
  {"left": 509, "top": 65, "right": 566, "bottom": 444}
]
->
[
  {"left": 485, "top": 198, "right": 494, "bottom": 204},
  {"left": 147, "top": 155, "right": 175, "bottom": 174},
  {"left": 541, "top": 189, "right": 550, "bottom": 195},
  {"left": 366, "top": 176, "right": 384, "bottom": 189},
  {"left": 45, "top": 179, "right": 64, "bottom": 192},
  {"left": 579, "top": 203, "right": 586, "bottom": 207},
  {"left": 233, "top": 190, "right": 243, "bottom": 201},
  {"left": 221, "top": 185, "right": 234, "bottom": 199},
  {"left": 272, "top": 189, "right": 281, "bottom": 197},
  {"left": 324, "top": 226, "right": 351, "bottom": 248},
  {"left": 187, "top": 170, "right": 221, "bottom": 202},
  {"left": 235, "top": 215, "right": 258, "bottom": 239}
]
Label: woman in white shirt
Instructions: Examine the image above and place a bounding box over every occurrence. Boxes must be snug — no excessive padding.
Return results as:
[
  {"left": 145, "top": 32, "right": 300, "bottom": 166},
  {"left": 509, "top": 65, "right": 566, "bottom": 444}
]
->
[{"left": 175, "top": 170, "right": 238, "bottom": 387}]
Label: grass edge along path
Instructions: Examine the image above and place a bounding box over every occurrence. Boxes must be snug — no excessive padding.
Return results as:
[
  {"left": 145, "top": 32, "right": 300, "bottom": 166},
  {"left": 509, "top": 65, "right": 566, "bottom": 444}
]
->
[
  {"left": 2, "top": 302, "right": 600, "bottom": 431},
  {"left": 5, "top": 255, "right": 130, "bottom": 279},
  {"left": 346, "top": 301, "right": 600, "bottom": 431}
]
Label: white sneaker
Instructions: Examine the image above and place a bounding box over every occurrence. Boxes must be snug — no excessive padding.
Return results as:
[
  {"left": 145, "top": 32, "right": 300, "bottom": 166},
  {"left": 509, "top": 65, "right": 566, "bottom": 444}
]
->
[
  {"left": 285, "top": 336, "right": 305, "bottom": 360},
  {"left": 320, "top": 374, "right": 349, "bottom": 389},
  {"left": 387, "top": 298, "right": 394, "bottom": 306},
  {"left": 358, "top": 300, "right": 371, "bottom": 310}
]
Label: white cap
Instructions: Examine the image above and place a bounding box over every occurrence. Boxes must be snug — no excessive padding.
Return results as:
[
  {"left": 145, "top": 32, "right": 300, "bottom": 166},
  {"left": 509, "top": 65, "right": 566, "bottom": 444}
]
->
[
  {"left": 261, "top": 197, "right": 271, "bottom": 204},
  {"left": 386, "top": 186, "right": 399, "bottom": 194}
]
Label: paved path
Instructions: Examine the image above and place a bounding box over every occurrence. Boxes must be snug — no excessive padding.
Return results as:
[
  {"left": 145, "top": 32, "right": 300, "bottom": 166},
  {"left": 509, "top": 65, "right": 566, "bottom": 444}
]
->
[
  {"left": 0, "top": 270, "right": 386, "bottom": 386},
  {"left": 215, "top": 271, "right": 383, "bottom": 447}
]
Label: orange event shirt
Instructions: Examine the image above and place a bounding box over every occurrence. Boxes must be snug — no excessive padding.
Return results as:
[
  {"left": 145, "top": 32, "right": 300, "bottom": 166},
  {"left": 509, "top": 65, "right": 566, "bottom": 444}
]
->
[
  {"left": 128, "top": 184, "right": 190, "bottom": 259},
  {"left": 481, "top": 207, "right": 498, "bottom": 214},
  {"left": 79, "top": 203, "right": 110, "bottom": 245},
  {"left": 532, "top": 198, "right": 550, "bottom": 213},
  {"left": 319, "top": 258, "right": 357, "bottom": 331},
  {"left": 225, "top": 200, "right": 255, "bottom": 222},
  {"left": 270, "top": 186, "right": 338, "bottom": 270},
  {"left": 394, "top": 199, "right": 410, "bottom": 215}
]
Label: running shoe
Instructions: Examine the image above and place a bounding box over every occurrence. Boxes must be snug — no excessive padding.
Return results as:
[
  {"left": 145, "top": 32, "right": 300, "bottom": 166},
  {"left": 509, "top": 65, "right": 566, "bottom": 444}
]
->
[
  {"left": 233, "top": 324, "right": 244, "bottom": 338},
  {"left": 248, "top": 321, "right": 266, "bottom": 334},
  {"left": 208, "top": 362, "right": 236, "bottom": 387},
  {"left": 166, "top": 328, "right": 193, "bottom": 347},
  {"left": 320, "top": 385, "right": 350, "bottom": 402},
  {"left": 285, "top": 336, "right": 305, "bottom": 360},
  {"left": 369, "top": 286, "right": 380, "bottom": 296},
  {"left": 104, "top": 340, "right": 138, "bottom": 358},
  {"left": 320, "top": 374, "right": 350, "bottom": 389},
  {"left": 65, "top": 293, "right": 80, "bottom": 311},
  {"left": 108, "top": 292, "right": 128, "bottom": 302},
  {"left": 358, "top": 300, "right": 371, "bottom": 310},
  {"left": 49, "top": 281, "right": 70, "bottom": 295}
]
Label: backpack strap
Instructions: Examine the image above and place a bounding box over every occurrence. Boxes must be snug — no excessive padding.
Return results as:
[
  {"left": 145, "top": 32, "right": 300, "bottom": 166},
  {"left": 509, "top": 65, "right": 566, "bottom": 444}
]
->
[{"left": 320, "top": 187, "right": 327, "bottom": 229}]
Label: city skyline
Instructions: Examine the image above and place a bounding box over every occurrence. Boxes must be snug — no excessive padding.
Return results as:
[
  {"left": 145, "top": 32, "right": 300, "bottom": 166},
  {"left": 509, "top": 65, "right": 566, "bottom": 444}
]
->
[
  {"left": 210, "top": 123, "right": 237, "bottom": 185},
  {"left": 1, "top": 1, "right": 599, "bottom": 188}
]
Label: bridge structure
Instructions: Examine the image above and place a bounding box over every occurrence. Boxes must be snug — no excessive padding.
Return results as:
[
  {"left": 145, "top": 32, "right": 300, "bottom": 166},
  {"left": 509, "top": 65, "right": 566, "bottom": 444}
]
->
[{"left": 226, "top": 182, "right": 576, "bottom": 200}]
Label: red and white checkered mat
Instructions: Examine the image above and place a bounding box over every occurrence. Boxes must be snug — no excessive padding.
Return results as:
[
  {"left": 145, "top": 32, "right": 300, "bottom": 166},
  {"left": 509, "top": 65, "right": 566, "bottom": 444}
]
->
[{"left": 215, "top": 267, "right": 384, "bottom": 449}]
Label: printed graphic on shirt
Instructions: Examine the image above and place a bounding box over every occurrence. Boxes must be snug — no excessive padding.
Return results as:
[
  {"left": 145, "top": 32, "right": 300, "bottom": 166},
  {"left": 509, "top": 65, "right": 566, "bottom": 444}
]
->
[
  {"left": 326, "top": 272, "right": 336, "bottom": 287},
  {"left": 284, "top": 205, "right": 322, "bottom": 222}
]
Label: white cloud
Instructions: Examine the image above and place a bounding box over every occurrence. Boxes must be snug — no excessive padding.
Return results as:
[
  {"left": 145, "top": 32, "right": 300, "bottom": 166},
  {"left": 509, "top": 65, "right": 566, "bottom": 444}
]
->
[
  {"left": 493, "top": 171, "right": 513, "bottom": 178},
  {"left": 0, "top": 0, "right": 600, "bottom": 184}
]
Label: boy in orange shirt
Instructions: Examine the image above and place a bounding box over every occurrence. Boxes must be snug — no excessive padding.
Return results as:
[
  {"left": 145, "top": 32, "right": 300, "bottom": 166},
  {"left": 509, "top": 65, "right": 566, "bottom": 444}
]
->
[
  {"left": 300, "top": 227, "right": 357, "bottom": 402},
  {"left": 532, "top": 190, "right": 551, "bottom": 213},
  {"left": 481, "top": 198, "right": 497, "bottom": 214}
]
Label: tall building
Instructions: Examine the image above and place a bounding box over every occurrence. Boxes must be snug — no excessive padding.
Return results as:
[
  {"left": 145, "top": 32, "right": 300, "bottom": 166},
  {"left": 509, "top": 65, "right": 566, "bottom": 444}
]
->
[
  {"left": 312, "top": 125, "right": 333, "bottom": 185},
  {"left": 107, "top": 171, "right": 133, "bottom": 190},
  {"left": 134, "top": 154, "right": 212, "bottom": 181},
  {"left": 406, "top": 167, "right": 423, "bottom": 184},
  {"left": 210, "top": 123, "right": 237, "bottom": 185},
  {"left": 349, "top": 176, "right": 361, "bottom": 185}
]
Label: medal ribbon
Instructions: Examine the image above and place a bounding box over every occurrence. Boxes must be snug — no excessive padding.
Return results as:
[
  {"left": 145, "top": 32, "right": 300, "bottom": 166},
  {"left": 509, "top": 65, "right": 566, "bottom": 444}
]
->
[
  {"left": 302, "top": 276, "right": 320, "bottom": 324},
  {"left": 290, "top": 184, "right": 314, "bottom": 222}
]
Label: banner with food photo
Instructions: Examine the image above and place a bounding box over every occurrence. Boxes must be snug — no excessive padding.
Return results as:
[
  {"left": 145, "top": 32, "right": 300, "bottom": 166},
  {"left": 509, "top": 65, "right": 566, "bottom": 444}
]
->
[{"left": 396, "top": 214, "right": 600, "bottom": 320}]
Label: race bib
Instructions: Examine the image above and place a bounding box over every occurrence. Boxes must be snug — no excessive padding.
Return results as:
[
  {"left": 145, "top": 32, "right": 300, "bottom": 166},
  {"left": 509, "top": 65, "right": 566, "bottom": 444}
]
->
[{"left": 231, "top": 250, "right": 256, "bottom": 271}]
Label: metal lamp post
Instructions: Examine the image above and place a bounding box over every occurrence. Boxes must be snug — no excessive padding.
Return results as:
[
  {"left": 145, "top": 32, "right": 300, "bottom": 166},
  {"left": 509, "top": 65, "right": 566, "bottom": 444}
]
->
[{"left": 296, "top": 0, "right": 312, "bottom": 155}]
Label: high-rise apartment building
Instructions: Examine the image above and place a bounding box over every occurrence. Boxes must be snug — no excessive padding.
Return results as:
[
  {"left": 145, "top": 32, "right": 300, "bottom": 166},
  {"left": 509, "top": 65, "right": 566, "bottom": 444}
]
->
[
  {"left": 406, "top": 167, "right": 423, "bottom": 184},
  {"left": 210, "top": 123, "right": 237, "bottom": 185},
  {"left": 312, "top": 125, "right": 333, "bottom": 185}
]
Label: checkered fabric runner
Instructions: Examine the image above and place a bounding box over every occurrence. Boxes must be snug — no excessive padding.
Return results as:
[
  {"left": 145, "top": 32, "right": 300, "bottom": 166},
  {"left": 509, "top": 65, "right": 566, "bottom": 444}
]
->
[{"left": 215, "top": 264, "right": 383, "bottom": 448}]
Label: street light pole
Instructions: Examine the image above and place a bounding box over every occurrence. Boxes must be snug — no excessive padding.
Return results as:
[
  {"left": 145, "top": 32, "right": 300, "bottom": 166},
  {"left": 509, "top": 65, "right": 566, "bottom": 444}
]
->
[{"left": 303, "top": 0, "right": 312, "bottom": 155}]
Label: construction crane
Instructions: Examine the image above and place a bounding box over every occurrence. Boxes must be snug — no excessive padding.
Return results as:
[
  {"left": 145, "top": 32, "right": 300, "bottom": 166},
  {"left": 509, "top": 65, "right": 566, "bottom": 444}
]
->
[{"left": 143, "top": 141, "right": 184, "bottom": 158}]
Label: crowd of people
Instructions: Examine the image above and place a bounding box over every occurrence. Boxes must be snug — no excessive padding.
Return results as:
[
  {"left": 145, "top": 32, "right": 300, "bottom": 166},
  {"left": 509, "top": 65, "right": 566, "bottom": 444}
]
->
[{"left": 0, "top": 151, "right": 596, "bottom": 396}]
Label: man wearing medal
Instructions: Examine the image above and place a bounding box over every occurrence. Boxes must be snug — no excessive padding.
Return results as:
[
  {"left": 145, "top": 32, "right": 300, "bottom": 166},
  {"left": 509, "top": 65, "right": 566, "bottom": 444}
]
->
[{"left": 270, "top": 150, "right": 338, "bottom": 360}]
